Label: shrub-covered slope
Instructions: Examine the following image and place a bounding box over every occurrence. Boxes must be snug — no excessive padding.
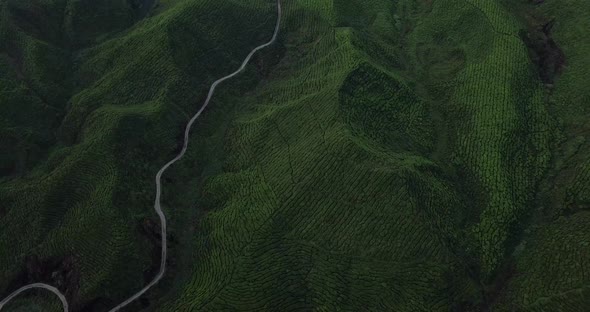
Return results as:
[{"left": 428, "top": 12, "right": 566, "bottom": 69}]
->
[{"left": 0, "top": 0, "right": 589, "bottom": 311}]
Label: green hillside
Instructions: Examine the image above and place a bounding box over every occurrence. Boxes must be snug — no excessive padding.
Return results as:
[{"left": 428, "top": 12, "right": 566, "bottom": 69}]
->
[{"left": 0, "top": 0, "right": 589, "bottom": 311}]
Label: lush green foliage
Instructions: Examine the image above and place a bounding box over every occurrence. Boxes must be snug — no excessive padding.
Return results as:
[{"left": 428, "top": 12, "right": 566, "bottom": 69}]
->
[{"left": 0, "top": 0, "right": 588, "bottom": 311}]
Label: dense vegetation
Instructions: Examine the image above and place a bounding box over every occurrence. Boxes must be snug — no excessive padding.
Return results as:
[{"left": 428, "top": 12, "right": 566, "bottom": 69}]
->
[{"left": 0, "top": 0, "right": 588, "bottom": 311}]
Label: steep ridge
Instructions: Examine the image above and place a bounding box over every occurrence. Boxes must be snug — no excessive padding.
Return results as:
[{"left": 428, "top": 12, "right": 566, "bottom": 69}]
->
[{"left": 160, "top": 0, "right": 586, "bottom": 310}]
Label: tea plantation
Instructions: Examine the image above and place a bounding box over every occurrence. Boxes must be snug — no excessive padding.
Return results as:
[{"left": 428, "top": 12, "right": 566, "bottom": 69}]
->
[{"left": 0, "top": 0, "right": 588, "bottom": 311}]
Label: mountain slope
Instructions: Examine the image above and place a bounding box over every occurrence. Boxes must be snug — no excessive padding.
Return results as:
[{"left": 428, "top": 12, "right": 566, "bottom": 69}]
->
[{"left": 0, "top": 0, "right": 589, "bottom": 311}]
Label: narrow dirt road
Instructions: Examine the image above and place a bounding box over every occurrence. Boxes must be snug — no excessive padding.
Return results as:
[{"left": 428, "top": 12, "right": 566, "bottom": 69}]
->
[{"left": 0, "top": 0, "right": 282, "bottom": 310}]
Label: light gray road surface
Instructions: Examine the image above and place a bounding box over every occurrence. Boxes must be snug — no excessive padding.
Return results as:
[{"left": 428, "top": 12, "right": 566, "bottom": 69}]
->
[
  {"left": 0, "top": 283, "right": 68, "bottom": 312},
  {"left": 0, "top": 1, "right": 281, "bottom": 311}
]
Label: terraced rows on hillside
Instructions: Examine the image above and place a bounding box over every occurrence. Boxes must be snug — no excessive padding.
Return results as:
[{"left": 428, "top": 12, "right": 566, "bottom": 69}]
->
[
  {"left": 1, "top": 0, "right": 589, "bottom": 311},
  {"left": 0, "top": 0, "right": 278, "bottom": 310}
]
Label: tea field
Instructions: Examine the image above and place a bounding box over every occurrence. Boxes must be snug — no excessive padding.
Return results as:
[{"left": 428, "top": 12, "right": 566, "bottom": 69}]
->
[{"left": 0, "top": 0, "right": 589, "bottom": 311}]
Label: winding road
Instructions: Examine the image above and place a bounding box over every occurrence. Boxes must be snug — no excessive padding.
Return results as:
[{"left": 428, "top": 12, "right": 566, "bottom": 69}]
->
[
  {"left": 0, "top": 284, "right": 67, "bottom": 312},
  {"left": 0, "top": 1, "right": 281, "bottom": 311}
]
